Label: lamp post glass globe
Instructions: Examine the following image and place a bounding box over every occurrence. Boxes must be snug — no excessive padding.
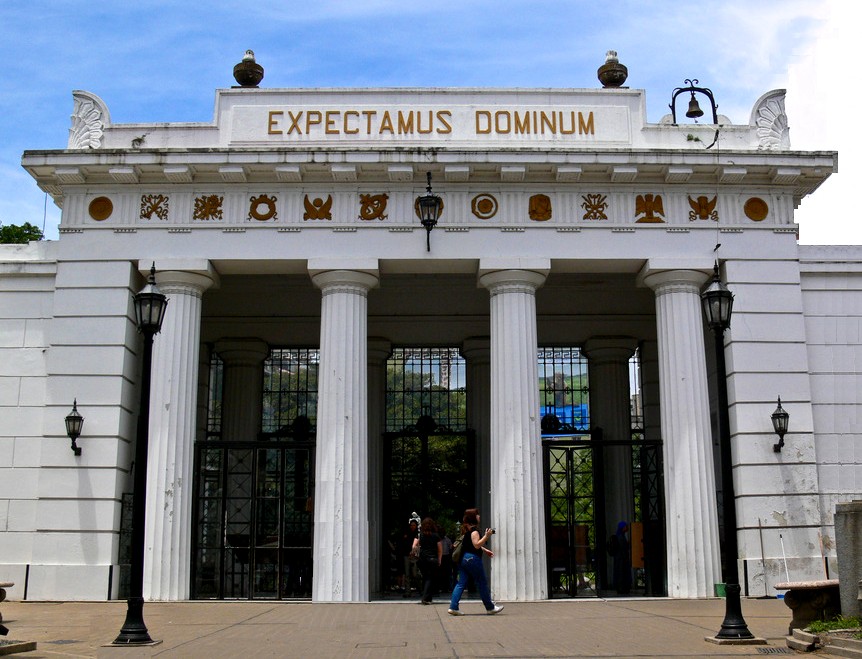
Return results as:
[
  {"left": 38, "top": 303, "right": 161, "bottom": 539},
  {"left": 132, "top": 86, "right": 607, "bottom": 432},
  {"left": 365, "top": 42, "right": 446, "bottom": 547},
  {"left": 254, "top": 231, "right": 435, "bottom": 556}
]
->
[
  {"left": 133, "top": 265, "right": 168, "bottom": 334},
  {"left": 701, "top": 263, "right": 734, "bottom": 331},
  {"left": 418, "top": 172, "right": 442, "bottom": 251}
]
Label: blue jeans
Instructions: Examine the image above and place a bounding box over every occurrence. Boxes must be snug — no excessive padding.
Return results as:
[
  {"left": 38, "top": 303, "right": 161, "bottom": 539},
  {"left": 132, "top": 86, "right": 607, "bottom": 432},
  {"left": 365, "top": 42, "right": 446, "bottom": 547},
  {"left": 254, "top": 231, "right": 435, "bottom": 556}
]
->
[{"left": 449, "top": 553, "right": 494, "bottom": 611}]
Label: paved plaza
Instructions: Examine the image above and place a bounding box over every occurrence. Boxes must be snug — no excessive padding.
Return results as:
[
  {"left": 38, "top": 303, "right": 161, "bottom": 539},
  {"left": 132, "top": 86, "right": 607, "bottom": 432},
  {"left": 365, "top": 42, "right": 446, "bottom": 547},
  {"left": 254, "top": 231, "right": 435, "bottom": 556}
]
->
[{"left": 0, "top": 596, "right": 798, "bottom": 658}]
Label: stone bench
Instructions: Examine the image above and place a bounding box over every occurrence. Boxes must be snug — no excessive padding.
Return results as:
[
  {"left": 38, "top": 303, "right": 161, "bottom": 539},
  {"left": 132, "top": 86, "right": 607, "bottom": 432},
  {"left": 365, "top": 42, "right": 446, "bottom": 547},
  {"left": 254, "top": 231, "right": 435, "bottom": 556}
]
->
[
  {"left": 0, "top": 581, "right": 13, "bottom": 625},
  {"left": 774, "top": 579, "right": 841, "bottom": 634}
]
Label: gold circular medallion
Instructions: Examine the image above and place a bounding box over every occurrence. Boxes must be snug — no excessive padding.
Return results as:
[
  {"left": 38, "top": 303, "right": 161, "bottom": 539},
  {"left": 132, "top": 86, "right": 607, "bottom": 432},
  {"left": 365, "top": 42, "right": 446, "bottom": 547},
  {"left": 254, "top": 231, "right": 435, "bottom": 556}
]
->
[
  {"left": 744, "top": 197, "right": 768, "bottom": 222},
  {"left": 471, "top": 194, "right": 498, "bottom": 220},
  {"left": 249, "top": 194, "right": 277, "bottom": 221},
  {"left": 88, "top": 196, "right": 113, "bottom": 221}
]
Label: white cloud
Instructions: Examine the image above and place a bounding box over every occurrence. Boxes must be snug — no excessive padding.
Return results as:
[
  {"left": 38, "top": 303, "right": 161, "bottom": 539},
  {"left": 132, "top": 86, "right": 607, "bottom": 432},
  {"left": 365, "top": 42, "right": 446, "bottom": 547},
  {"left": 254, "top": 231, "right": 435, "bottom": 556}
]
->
[{"left": 784, "top": 0, "right": 854, "bottom": 244}]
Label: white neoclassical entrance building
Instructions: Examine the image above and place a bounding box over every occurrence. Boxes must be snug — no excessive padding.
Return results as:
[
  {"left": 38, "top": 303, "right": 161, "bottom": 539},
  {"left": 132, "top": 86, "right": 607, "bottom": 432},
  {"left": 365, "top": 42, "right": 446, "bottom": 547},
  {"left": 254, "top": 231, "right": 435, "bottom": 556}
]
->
[{"left": 1, "top": 62, "right": 858, "bottom": 604}]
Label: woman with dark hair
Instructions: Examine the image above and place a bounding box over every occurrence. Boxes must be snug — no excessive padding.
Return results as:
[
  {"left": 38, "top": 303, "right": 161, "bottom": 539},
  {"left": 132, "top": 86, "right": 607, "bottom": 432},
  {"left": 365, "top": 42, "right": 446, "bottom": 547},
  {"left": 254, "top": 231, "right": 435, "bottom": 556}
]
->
[
  {"left": 412, "top": 517, "right": 443, "bottom": 604},
  {"left": 447, "top": 508, "right": 503, "bottom": 615}
]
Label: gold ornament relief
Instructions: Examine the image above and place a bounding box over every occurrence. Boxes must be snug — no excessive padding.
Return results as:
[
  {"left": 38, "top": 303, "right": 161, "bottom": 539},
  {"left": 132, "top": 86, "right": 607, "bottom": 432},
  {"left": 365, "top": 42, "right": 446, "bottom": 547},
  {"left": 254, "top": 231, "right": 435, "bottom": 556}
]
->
[
  {"left": 688, "top": 195, "right": 718, "bottom": 222},
  {"left": 581, "top": 193, "right": 608, "bottom": 220},
  {"left": 249, "top": 194, "right": 278, "bottom": 221},
  {"left": 635, "top": 194, "right": 665, "bottom": 223},
  {"left": 303, "top": 195, "right": 333, "bottom": 220},
  {"left": 528, "top": 194, "right": 552, "bottom": 221},
  {"left": 193, "top": 195, "right": 224, "bottom": 221},
  {"left": 140, "top": 194, "right": 169, "bottom": 220},
  {"left": 359, "top": 193, "right": 388, "bottom": 221},
  {"left": 88, "top": 196, "right": 113, "bottom": 221},
  {"left": 471, "top": 194, "right": 498, "bottom": 220},
  {"left": 744, "top": 197, "right": 768, "bottom": 221}
]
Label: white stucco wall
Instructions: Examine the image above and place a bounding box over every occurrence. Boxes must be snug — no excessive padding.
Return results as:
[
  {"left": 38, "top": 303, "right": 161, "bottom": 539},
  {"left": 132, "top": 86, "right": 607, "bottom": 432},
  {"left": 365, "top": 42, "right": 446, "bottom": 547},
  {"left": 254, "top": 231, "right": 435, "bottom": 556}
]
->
[
  {"left": 799, "top": 246, "right": 862, "bottom": 582},
  {"left": 0, "top": 241, "right": 55, "bottom": 600}
]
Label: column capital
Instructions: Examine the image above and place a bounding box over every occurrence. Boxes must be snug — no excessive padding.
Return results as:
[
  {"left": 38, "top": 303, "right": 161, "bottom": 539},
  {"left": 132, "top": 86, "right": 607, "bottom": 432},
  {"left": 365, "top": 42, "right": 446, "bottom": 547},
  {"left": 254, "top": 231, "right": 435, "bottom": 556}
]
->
[
  {"left": 582, "top": 336, "right": 638, "bottom": 364},
  {"left": 311, "top": 269, "right": 379, "bottom": 295},
  {"left": 138, "top": 259, "right": 219, "bottom": 295},
  {"left": 637, "top": 260, "right": 712, "bottom": 294},
  {"left": 478, "top": 269, "right": 548, "bottom": 295},
  {"left": 214, "top": 338, "right": 270, "bottom": 366}
]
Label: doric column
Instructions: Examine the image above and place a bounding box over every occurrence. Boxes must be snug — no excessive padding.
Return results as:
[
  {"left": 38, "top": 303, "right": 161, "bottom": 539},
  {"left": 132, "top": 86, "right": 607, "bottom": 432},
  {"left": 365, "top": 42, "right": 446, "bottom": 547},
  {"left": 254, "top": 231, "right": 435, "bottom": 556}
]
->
[
  {"left": 214, "top": 338, "right": 269, "bottom": 442},
  {"left": 582, "top": 337, "right": 637, "bottom": 542},
  {"left": 367, "top": 338, "right": 391, "bottom": 596},
  {"left": 310, "top": 266, "right": 379, "bottom": 602},
  {"left": 479, "top": 264, "right": 549, "bottom": 601},
  {"left": 143, "top": 262, "right": 217, "bottom": 600},
  {"left": 461, "top": 338, "right": 491, "bottom": 527},
  {"left": 640, "top": 266, "right": 721, "bottom": 598}
]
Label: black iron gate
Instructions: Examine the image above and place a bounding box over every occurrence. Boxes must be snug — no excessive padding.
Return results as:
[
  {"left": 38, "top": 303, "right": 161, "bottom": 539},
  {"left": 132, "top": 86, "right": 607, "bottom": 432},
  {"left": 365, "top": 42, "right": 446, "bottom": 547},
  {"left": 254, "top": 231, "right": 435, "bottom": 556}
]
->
[
  {"left": 191, "top": 434, "right": 314, "bottom": 599},
  {"left": 383, "top": 420, "right": 475, "bottom": 533},
  {"left": 543, "top": 436, "right": 666, "bottom": 598},
  {"left": 544, "top": 437, "right": 599, "bottom": 597}
]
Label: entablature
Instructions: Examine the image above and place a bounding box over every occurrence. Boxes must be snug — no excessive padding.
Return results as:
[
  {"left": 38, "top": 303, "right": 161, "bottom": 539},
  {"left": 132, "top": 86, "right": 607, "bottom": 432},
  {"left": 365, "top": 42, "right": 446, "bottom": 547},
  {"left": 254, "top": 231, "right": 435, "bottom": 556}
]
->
[{"left": 23, "top": 148, "right": 835, "bottom": 206}]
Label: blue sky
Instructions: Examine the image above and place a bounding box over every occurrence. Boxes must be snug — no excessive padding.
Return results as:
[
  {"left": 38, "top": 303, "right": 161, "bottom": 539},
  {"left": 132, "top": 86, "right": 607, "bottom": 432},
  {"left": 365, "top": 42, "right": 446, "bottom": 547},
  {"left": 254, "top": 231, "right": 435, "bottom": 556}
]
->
[{"left": 0, "top": 0, "right": 850, "bottom": 242}]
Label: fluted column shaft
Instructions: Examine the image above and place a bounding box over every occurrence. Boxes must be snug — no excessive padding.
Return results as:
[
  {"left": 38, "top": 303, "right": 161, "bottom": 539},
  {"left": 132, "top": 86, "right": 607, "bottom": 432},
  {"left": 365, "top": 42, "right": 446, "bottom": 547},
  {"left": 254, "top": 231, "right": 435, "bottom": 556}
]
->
[
  {"left": 642, "top": 269, "right": 721, "bottom": 598},
  {"left": 582, "top": 338, "right": 637, "bottom": 540},
  {"left": 311, "top": 269, "right": 379, "bottom": 602},
  {"left": 215, "top": 339, "right": 269, "bottom": 442},
  {"left": 479, "top": 269, "right": 548, "bottom": 601},
  {"left": 462, "top": 338, "right": 491, "bottom": 526},
  {"left": 144, "top": 268, "right": 215, "bottom": 600},
  {"left": 367, "top": 338, "right": 391, "bottom": 596}
]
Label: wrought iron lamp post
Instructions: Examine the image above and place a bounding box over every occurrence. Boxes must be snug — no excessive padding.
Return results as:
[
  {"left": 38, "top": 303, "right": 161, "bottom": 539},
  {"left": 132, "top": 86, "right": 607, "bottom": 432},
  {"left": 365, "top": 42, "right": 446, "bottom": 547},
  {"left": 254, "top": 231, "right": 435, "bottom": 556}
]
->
[
  {"left": 112, "top": 265, "right": 167, "bottom": 645},
  {"left": 65, "top": 399, "right": 84, "bottom": 456},
  {"left": 417, "top": 172, "right": 442, "bottom": 252},
  {"left": 701, "top": 262, "right": 754, "bottom": 641}
]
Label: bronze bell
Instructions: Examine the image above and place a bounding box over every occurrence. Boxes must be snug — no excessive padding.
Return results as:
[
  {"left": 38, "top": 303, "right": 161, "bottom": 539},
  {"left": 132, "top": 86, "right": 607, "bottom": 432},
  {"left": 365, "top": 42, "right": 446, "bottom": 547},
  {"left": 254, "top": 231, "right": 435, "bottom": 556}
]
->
[{"left": 686, "top": 93, "right": 704, "bottom": 119}]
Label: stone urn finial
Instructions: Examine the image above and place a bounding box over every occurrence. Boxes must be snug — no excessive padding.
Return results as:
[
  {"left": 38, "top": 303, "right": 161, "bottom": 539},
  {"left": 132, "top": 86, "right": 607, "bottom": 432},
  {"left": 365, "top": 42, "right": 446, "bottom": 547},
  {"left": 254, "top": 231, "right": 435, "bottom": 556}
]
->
[
  {"left": 233, "top": 50, "right": 264, "bottom": 88},
  {"left": 597, "top": 50, "right": 628, "bottom": 88}
]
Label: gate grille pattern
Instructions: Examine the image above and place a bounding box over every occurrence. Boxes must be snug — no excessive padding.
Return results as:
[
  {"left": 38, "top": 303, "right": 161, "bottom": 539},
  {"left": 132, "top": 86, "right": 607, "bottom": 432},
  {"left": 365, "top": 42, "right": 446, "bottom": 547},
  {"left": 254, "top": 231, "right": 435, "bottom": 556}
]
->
[
  {"left": 193, "top": 347, "right": 317, "bottom": 600},
  {"left": 385, "top": 347, "right": 466, "bottom": 432}
]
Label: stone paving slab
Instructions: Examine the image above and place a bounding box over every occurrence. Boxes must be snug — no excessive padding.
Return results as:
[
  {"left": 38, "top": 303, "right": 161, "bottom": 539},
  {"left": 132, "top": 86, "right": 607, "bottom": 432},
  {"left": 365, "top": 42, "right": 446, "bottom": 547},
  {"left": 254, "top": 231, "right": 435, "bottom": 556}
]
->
[{"left": 0, "top": 597, "right": 796, "bottom": 658}]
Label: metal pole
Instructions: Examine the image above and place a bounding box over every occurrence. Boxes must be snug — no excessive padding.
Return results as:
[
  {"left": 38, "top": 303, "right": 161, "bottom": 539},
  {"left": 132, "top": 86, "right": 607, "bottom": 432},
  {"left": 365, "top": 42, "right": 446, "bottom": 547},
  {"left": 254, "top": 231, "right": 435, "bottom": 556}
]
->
[
  {"left": 713, "top": 325, "right": 754, "bottom": 640},
  {"left": 112, "top": 328, "right": 156, "bottom": 644}
]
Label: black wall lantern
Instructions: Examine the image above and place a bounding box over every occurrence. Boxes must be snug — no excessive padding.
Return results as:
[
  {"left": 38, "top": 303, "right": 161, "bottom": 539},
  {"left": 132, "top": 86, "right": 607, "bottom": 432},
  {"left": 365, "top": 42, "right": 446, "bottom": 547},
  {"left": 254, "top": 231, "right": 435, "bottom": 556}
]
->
[
  {"left": 417, "top": 171, "right": 442, "bottom": 252},
  {"left": 670, "top": 78, "right": 720, "bottom": 149},
  {"left": 771, "top": 397, "right": 790, "bottom": 452},
  {"left": 65, "top": 399, "right": 84, "bottom": 456}
]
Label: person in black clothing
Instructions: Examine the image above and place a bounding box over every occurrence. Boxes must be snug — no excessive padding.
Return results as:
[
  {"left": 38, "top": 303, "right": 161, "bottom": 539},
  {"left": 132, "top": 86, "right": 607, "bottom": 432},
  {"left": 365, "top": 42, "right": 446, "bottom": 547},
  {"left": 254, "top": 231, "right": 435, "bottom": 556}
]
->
[
  {"left": 396, "top": 516, "right": 420, "bottom": 594},
  {"left": 412, "top": 517, "right": 443, "bottom": 604}
]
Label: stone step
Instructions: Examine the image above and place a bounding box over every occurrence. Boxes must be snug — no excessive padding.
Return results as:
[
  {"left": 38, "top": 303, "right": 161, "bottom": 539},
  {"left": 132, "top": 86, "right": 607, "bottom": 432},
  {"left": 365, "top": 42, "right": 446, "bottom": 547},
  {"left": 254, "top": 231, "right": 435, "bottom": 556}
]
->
[
  {"left": 821, "top": 632, "right": 862, "bottom": 659},
  {"left": 786, "top": 628, "right": 819, "bottom": 652}
]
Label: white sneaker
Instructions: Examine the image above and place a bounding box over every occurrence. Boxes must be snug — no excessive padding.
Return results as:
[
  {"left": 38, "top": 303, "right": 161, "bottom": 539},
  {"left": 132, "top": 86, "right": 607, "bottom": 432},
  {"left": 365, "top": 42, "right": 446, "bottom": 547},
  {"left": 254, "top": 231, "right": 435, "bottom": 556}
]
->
[
  {"left": 487, "top": 605, "right": 504, "bottom": 615},
  {"left": 447, "top": 609, "right": 464, "bottom": 616}
]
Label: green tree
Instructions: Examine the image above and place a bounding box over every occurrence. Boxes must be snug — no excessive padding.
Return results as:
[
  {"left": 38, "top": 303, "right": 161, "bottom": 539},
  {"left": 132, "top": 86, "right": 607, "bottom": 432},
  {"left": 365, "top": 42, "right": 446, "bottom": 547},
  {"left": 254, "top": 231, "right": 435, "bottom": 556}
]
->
[{"left": 0, "top": 222, "right": 44, "bottom": 244}]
